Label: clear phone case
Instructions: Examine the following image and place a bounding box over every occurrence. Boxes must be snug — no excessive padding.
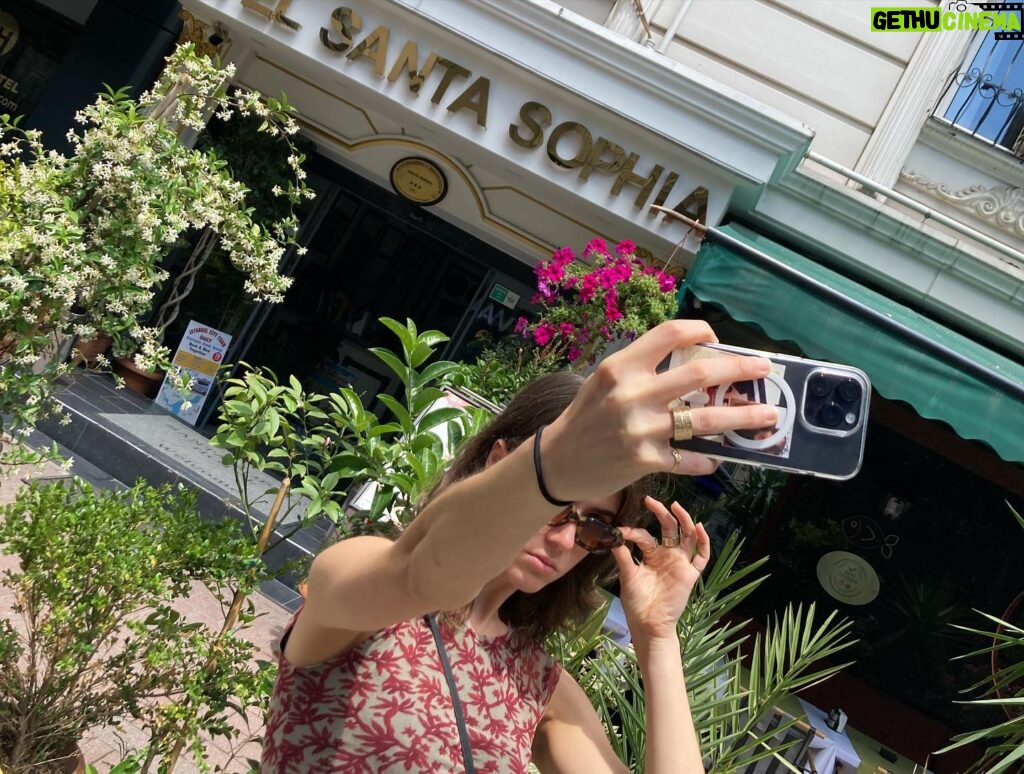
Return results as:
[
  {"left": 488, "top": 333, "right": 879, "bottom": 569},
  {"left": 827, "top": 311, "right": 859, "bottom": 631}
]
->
[{"left": 659, "top": 343, "right": 872, "bottom": 480}]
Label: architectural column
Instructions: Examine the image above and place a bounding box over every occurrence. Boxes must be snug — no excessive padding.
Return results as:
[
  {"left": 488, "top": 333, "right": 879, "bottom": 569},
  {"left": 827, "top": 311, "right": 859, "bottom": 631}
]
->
[{"left": 853, "top": 29, "right": 973, "bottom": 188}]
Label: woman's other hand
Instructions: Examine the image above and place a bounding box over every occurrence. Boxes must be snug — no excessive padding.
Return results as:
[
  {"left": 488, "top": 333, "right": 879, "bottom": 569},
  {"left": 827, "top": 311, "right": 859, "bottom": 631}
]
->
[{"left": 612, "top": 495, "right": 710, "bottom": 643}]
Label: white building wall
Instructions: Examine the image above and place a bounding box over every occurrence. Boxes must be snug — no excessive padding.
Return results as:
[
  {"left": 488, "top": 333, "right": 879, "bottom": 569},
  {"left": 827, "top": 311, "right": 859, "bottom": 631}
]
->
[{"left": 647, "top": 0, "right": 926, "bottom": 166}]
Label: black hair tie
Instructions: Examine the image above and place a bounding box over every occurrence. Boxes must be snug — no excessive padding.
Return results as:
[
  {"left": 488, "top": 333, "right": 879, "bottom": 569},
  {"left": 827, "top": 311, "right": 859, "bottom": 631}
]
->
[{"left": 533, "top": 425, "right": 572, "bottom": 508}]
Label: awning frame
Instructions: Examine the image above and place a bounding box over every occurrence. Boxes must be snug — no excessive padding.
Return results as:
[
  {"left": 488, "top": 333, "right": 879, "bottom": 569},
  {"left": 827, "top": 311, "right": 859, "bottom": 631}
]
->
[{"left": 652, "top": 206, "right": 1024, "bottom": 402}]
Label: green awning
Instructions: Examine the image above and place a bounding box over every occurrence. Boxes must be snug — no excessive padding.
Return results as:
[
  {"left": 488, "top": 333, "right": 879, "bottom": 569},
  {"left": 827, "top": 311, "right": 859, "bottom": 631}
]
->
[{"left": 685, "top": 224, "right": 1024, "bottom": 464}]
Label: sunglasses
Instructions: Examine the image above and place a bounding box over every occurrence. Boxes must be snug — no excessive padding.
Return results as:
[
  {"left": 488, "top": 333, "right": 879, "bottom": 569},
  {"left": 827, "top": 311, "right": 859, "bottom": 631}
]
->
[{"left": 547, "top": 505, "right": 624, "bottom": 553}]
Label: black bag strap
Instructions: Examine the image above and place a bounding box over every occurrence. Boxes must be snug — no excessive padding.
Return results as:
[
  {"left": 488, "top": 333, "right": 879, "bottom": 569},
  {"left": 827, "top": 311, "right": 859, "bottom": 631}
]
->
[{"left": 426, "top": 614, "right": 476, "bottom": 773}]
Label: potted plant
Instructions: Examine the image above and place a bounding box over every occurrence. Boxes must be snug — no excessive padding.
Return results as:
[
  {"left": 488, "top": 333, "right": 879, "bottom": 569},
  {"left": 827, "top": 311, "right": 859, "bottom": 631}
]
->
[
  {"left": 0, "top": 42, "right": 311, "bottom": 465},
  {"left": 934, "top": 505, "right": 1024, "bottom": 772},
  {"left": 516, "top": 238, "right": 680, "bottom": 366},
  {"left": 0, "top": 478, "right": 261, "bottom": 774},
  {"left": 456, "top": 239, "right": 681, "bottom": 404},
  {"left": 109, "top": 338, "right": 166, "bottom": 398}
]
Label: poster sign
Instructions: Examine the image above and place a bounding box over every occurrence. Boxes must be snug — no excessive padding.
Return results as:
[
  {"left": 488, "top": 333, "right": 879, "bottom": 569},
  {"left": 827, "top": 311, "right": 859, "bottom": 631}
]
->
[
  {"left": 488, "top": 283, "right": 520, "bottom": 309},
  {"left": 155, "top": 320, "right": 232, "bottom": 425}
]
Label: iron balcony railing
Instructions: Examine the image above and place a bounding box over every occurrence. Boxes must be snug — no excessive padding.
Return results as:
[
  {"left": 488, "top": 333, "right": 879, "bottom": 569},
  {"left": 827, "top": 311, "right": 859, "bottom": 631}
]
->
[{"left": 935, "top": 35, "right": 1024, "bottom": 154}]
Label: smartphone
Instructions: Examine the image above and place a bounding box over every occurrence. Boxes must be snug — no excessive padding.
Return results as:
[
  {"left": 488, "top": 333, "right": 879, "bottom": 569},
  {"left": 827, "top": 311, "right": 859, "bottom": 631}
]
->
[{"left": 658, "top": 343, "right": 871, "bottom": 480}]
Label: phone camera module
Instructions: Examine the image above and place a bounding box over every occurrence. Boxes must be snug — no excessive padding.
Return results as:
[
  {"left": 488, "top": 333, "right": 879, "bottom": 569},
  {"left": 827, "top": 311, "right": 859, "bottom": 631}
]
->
[
  {"left": 835, "top": 378, "right": 861, "bottom": 403},
  {"left": 817, "top": 402, "right": 844, "bottom": 428},
  {"left": 808, "top": 374, "right": 832, "bottom": 398}
]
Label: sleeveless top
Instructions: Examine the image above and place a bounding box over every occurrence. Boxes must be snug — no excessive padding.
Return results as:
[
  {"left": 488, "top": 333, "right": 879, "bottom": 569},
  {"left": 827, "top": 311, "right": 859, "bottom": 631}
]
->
[{"left": 260, "top": 614, "right": 562, "bottom": 773}]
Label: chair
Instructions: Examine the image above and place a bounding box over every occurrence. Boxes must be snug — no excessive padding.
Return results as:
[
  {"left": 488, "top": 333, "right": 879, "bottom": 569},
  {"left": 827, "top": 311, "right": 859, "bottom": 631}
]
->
[{"left": 740, "top": 708, "right": 819, "bottom": 774}]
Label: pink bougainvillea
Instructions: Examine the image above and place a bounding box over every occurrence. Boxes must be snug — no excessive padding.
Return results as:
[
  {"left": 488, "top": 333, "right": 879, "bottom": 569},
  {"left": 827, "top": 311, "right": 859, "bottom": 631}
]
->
[{"left": 518, "top": 239, "right": 680, "bottom": 366}]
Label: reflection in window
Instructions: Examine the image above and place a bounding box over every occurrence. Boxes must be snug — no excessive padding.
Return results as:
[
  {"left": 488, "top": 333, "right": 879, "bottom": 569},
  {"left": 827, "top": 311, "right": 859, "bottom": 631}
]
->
[{"left": 937, "top": 26, "right": 1024, "bottom": 152}]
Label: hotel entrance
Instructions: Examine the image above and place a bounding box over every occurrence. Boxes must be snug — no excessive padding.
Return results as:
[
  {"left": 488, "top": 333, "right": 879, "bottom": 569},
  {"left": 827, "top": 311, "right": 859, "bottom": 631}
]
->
[{"left": 217, "top": 155, "right": 535, "bottom": 418}]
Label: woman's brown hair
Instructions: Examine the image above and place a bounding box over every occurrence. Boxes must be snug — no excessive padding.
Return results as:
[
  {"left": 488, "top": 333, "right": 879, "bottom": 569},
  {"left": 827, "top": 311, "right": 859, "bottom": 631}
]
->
[{"left": 419, "top": 371, "right": 655, "bottom": 643}]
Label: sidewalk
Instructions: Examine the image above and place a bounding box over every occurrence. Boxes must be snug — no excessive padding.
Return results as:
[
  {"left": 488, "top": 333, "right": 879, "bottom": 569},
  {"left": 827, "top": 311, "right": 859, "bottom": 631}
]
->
[{"left": 0, "top": 423, "right": 292, "bottom": 771}]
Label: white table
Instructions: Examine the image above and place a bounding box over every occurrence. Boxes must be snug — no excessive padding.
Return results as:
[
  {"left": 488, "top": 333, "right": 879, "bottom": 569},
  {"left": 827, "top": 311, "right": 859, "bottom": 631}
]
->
[{"left": 797, "top": 698, "right": 862, "bottom": 773}]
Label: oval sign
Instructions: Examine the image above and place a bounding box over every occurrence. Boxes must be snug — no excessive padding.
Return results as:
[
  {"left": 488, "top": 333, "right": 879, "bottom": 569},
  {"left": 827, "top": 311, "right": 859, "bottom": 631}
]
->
[
  {"left": 816, "top": 550, "right": 880, "bottom": 606},
  {"left": 390, "top": 156, "right": 448, "bottom": 206}
]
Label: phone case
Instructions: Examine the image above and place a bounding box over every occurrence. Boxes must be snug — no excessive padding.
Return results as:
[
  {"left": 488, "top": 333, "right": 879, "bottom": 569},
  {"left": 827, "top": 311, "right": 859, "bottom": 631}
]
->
[{"left": 658, "top": 343, "right": 871, "bottom": 480}]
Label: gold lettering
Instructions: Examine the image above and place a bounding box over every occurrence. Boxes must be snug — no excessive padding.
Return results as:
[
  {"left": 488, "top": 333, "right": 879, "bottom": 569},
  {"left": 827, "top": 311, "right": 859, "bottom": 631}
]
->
[
  {"left": 578, "top": 137, "right": 625, "bottom": 182},
  {"left": 651, "top": 171, "right": 679, "bottom": 209},
  {"left": 320, "top": 6, "right": 361, "bottom": 53},
  {"left": 611, "top": 153, "right": 663, "bottom": 208},
  {"left": 241, "top": 0, "right": 300, "bottom": 31},
  {"left": 430, "top": 59, "right": 472, "bottom": 105},
  {"left": 447, "top": 76, "right": 490, "bottom": 127},
  {"left": 387, "top": 41, "right": 439, "bottom": 95},
  {"left": 509, "top": 101, "right": 551, "bottom": 149},
  {"left": 547, "top": 122, "right": 593, "bottom": 169},
  {"left": 670, "top": 186, "right": 708, "bottom": 224},
  {"left": 346, "top": 25, "right": 390, "bottom": 76}
]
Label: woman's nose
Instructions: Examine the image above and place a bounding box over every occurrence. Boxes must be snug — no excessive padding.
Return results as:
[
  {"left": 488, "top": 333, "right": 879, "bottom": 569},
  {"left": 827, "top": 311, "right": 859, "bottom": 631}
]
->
[{"left": 546, "top": 520, "right": 578, "bottom": 550}]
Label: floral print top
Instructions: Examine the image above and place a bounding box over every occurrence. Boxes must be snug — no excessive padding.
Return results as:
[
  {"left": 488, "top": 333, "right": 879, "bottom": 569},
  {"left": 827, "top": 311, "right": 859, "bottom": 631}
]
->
[{"left": 260, "top": 614, "right": 561, "bottom": 773}]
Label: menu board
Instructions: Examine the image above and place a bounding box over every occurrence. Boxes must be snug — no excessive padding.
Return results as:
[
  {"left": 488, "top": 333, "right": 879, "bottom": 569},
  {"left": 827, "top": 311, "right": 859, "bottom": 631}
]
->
[{"left": 155, "top": 320, "right": 232, "bottom": 425}]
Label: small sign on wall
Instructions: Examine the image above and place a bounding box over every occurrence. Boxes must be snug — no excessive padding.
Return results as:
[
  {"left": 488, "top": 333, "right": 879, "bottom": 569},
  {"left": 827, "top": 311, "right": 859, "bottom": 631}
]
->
[
  {"left": 155, "top": 320, "right": 232, "bottom": 425},
  {"left": 488, "top": 283, "right": 520, "bottom": 309}
]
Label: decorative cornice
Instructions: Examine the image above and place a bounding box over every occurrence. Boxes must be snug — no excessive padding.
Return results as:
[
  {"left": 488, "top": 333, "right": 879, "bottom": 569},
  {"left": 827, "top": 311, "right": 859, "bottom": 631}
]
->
[{"left": 900, "top": 169, "right": 1024, "bottom": 241}]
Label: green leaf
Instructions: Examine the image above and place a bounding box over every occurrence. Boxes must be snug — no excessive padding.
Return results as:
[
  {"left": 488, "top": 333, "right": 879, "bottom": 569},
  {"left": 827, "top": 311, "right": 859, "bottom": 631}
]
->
[
  {"left": 368, "top": 347, "right": 409, "bottom": 389},
  {"left": 418, "top": 407, "right": 467, "bottom": 433},
  {"left": 378, "top": 316, "right": 416, "bottom": 359},
  {"left": 418, "top": 360, "right": 457, "bottom": 386},
  {"left": 377, "top": 394, "right": 412, "bottom": 434},
  {"left": 321, "top": 472, "right": 340, "bottom": 493}
]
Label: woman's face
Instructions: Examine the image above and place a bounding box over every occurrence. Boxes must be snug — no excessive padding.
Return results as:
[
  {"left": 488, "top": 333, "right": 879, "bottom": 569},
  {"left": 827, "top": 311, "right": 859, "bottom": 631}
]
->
[{"left": 503, "top": 492, "right": 623, "bottom": 594}]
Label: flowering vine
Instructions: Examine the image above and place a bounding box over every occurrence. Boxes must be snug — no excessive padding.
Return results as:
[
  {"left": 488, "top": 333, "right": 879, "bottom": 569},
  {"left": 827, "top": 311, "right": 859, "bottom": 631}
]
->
[
  {"left": 515, "top": 238, "right": 679, "bottom": 366},
  {"left": 0, "top": 43, "right": 313, "bottom": 464}
]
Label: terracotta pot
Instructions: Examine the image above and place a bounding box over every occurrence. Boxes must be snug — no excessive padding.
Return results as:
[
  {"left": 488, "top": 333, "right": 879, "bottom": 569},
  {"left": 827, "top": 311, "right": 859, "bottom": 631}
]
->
[
  {"left": 71, "top": 334, "right": 113, "bottom": 367},
  {"left": 59, "top": 743, "right": 86, "bottom": 774},
  {"left": 112, "top": 356, "right": 165, "bottom": 398}
]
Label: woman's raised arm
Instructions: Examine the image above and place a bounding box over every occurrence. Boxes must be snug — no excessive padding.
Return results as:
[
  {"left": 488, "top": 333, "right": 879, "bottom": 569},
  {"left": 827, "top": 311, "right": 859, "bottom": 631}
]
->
[{"left": 293, "top": 321, "right": 775, "bottom": 639}]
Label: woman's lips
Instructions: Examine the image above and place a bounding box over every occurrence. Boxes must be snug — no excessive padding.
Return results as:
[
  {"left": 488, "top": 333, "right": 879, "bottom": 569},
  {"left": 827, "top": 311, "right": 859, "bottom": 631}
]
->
[{"left": 526, "top": 552, "right": 557, "bottom": 572}]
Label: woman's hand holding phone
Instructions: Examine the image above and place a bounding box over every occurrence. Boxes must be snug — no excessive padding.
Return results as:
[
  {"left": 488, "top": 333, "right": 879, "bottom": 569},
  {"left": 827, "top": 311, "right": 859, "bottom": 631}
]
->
[{"left": 539, "top": 320, "right": 781, "bottom": 503}]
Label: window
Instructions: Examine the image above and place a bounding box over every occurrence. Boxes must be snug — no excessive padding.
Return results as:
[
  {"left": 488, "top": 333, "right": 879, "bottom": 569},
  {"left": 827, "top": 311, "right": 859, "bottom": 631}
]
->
[{"left": 936, "top": 29, "right": 1024, "bottom": 153}]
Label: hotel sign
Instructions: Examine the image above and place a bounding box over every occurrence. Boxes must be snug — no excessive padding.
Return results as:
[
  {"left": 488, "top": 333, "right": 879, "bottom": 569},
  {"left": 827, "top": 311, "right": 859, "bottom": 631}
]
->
[{"left": 225, "top": 0, "right": 728, "bottom": 229}]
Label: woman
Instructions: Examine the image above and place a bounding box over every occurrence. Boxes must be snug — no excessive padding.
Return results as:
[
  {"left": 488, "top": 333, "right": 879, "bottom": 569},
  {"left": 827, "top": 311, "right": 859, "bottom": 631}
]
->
[{"left": 261, "top": 320, "right": 778, "bottom": 773}]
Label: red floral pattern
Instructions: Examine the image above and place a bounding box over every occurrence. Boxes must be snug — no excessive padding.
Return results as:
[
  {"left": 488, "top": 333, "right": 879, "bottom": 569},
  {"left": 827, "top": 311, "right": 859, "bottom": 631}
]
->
[{"left": 260, "top": 615, "right": 561, "bottom": 772}]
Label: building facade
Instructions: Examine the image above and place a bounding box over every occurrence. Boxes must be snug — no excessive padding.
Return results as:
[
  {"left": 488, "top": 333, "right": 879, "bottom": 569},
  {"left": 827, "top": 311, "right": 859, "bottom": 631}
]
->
[{"left": 7, "top": 0, "right": 1023, "bottom": 769}]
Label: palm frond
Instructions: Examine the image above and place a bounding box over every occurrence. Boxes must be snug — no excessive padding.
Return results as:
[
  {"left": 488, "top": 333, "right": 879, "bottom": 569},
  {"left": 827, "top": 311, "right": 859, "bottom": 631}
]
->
[{"left": 550, "top": 535, "right": 857, "bottom": 772}]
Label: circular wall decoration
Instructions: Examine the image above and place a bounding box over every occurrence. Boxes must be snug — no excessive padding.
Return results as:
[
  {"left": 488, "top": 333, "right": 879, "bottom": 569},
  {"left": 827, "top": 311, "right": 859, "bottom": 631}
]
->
[
  {"left": 390, "top": 156, "right": 448, "bottom": 206},
  {"left": 816, "top": 551, "right": 880, "bottom": 606}
]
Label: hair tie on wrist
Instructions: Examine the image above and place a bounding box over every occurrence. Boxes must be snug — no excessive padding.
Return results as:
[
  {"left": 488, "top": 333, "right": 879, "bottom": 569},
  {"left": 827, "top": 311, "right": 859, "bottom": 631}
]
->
[{"left": 533, "top": 425, "right": 572, "bottom": 508}]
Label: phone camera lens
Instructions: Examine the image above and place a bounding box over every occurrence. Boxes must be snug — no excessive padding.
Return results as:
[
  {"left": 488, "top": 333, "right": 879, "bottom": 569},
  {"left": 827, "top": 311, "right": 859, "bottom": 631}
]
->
[
  {"left": 836, "top": 378, "right": 861, "bottom": 403},
  {"left": 809, "top": 374, "right": 832, "bottom": 398},
  {"left": 817, "top": 402, "right": 844, "bottom": 428}
]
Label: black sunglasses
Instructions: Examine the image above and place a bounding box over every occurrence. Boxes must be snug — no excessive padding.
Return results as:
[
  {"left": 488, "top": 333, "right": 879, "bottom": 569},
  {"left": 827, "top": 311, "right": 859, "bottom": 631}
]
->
[{"left": 547, "top": 505, "right": 624, "bottom": 553}]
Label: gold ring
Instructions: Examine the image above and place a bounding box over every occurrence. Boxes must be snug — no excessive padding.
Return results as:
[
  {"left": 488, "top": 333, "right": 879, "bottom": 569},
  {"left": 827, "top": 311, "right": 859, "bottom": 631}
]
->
[
  {"left": 672, "top": 406, "right": 693, "bottom": 442},
  {"left": 662, "top": 532, "right": 682, "bottom": 548},
  {"left": 670, "top": 448, "right": 682, "bottom": 474},
  {"left": 642, "top": 544, "right": 660, "bottom": 557}
]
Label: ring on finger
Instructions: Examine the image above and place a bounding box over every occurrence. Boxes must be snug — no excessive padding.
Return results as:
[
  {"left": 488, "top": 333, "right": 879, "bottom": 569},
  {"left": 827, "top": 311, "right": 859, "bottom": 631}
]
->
[
  {"left": 669, "top": 448, "right": 681, "bottom": 474},
  {"left": 642, "top": 543, "right": 660, "bottom": 557},
  {"left": 661, "top": 532, "right": 682, "bottom": 548},
  {"left": 671, "top": 406, "right": 694, "bottom": 442}
]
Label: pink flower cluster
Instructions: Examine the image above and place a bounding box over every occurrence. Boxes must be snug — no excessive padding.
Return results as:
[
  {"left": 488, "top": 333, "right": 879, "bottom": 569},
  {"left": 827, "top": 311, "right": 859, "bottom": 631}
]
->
[{"left": 516, "top": 238, "right": 678, "bottom": 363}]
